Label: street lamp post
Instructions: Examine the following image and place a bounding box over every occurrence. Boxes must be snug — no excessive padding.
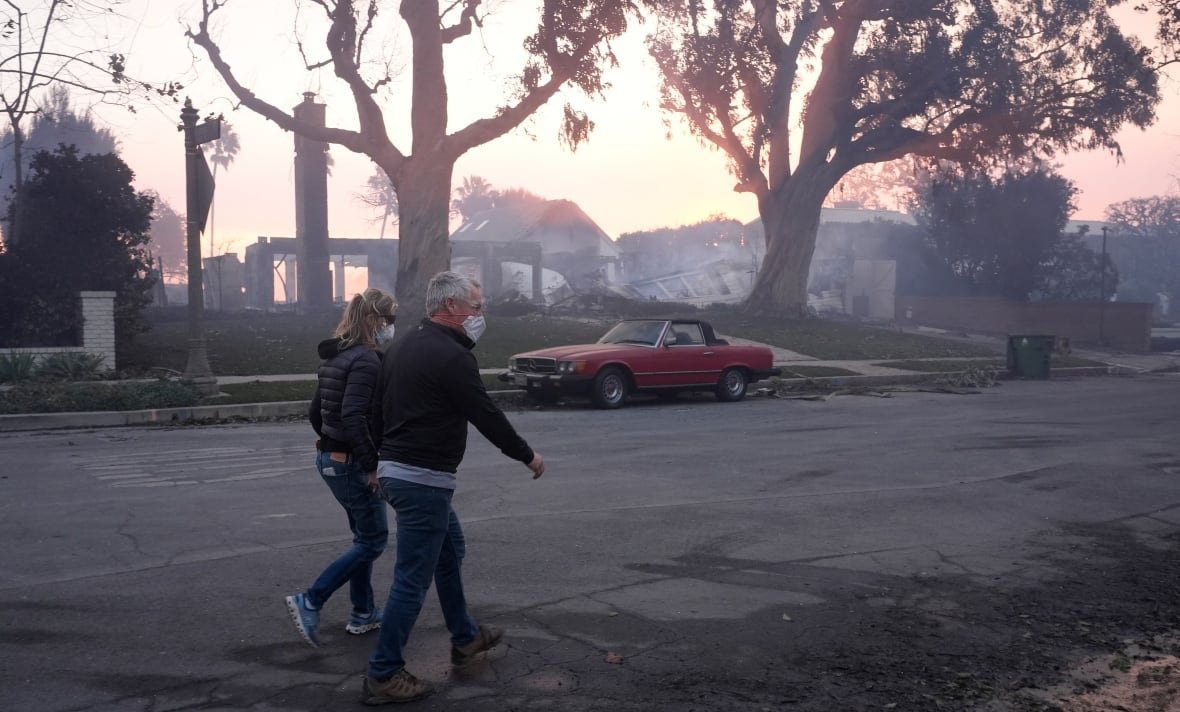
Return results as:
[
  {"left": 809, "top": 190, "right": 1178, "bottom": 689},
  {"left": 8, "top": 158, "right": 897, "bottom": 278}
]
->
[
  {"left": 180, "top": 99, "right": 219, "bottom": 396},
  {"left": 1099, "top": 226, "right": 1108, "bottom": 346}
]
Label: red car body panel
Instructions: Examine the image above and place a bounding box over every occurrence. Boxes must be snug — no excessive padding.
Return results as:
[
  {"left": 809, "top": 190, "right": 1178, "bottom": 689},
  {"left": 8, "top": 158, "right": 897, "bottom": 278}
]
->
[{"left": 505, "top": 319, "right": 779, "bottom": 406}]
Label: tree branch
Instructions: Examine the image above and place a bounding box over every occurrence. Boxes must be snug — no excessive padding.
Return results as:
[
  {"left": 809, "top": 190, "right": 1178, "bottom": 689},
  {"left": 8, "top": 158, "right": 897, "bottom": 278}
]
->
[
  {"left": 444, "top": 70, "right": 567, "bottom": 159},
  {"left": 324, "top": 1, "right": 397, "bottom": 145},
  {"left": 186, "top": 0, "right": 400, "bottom": 164},
  {"left": 444, "top": 27, "right": 604, "bottom": 158},
  {"left": 440, "top": 0, "right": 482, "bottom": 44}
]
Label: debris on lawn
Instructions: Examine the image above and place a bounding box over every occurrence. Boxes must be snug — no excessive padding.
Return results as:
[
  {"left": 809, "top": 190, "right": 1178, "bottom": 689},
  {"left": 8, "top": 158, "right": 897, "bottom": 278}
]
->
[
  {"left": 937, "top": 364, "right": 1000, "bottom": 388},
  {"left": 1025, "top": 651, "right": 1180, "bottom": 711},
  {"left": 776, "top": 384, "right": 990, "bottom": 401}
]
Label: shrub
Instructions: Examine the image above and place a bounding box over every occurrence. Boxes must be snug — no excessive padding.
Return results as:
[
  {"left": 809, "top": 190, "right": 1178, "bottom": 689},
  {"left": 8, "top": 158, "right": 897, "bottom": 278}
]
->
[
  {"left": 0, "top": 380, "right": 198, "bottom": 414},
  {"left": 0, "top": 282, "right": 81, "bottom": 348},
  {"left": 0, "top": 353, "right": 38, "bottom": 383},
  {"left": 36, "top": 352, "right": 107, "bottom": 381}
]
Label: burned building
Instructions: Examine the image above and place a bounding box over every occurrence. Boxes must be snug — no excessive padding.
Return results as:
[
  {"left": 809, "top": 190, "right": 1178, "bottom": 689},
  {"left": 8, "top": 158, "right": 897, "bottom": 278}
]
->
[{"left": 450, "top": 199, "right": 622, "bottom": 304}]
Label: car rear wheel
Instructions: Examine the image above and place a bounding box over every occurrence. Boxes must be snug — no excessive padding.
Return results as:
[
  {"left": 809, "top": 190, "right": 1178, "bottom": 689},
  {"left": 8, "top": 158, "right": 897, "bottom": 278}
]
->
[
  {"left": 715, "top": 368, "right": 748, "bottom": 402},
  {"left": 591, "top": 367, "right": 628, "bottom": 409}
]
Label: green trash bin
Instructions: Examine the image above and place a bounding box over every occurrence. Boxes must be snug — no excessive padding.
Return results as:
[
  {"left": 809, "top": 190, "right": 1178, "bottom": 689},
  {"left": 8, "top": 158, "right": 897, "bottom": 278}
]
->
[{"left": 1006, "top": 334, "right": 1055, "bottom": 379}]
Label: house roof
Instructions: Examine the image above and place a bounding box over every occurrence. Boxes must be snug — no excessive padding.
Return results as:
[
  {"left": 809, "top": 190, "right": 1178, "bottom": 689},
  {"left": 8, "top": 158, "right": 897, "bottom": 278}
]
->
[
  {"left": 451, "top": 199, "right": 620, "bottom": 258},
  {"left": 743, "top": 206, "right": 917, "bottom": 229}
]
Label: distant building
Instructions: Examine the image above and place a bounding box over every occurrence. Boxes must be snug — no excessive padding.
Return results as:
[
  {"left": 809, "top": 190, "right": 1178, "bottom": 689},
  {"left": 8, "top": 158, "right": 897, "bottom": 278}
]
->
[
  {"left": 743, "top": 206, "right": 916, "bottom": 317},
  {"left": 613, "top": 206, "right": 913, "bottom": 313},
  {"left": 617, "top": 218, "right": 750, "bottom": 284},
  {"left": 450, "top": 199, "right": 622, "bottom": 303}
]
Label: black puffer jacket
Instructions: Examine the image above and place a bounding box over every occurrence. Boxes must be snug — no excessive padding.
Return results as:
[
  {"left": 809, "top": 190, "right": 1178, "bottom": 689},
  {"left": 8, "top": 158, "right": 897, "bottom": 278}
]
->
[
  {"left": 376, "top": 319, "right": 533, "bottom": 473},
  {"left": 308, "top": 337, "right": 382, "bottom": 473}
]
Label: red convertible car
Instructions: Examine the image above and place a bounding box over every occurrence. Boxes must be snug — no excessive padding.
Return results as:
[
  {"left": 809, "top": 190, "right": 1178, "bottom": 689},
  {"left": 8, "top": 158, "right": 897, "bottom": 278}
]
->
[{"left": 504, "top": 318, "right": 781, "bottom": 409}]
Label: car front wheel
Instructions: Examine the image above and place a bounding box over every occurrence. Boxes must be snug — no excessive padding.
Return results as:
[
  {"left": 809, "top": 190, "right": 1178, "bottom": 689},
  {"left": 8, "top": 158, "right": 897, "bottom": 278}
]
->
[
  {"left": 715, "top": 368, "right": 748, "bottom": 402},
  {"left": 591, "top": 366, "right": 628, "bottom": 409}
]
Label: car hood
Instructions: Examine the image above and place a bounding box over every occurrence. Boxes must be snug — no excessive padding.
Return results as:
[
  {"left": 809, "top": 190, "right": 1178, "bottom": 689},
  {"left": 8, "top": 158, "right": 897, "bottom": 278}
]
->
[{"left": 513, "top": 343, "right": 643, "bottom": 361}]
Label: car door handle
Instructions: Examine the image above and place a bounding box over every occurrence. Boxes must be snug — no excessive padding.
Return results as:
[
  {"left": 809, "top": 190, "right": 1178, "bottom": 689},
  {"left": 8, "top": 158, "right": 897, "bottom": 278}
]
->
[{"left": 703, "top": 351, "right": 715, "bottom": 356}]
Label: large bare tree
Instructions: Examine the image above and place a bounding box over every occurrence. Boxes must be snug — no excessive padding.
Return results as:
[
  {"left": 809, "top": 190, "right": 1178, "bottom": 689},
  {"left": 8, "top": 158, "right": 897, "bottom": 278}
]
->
[
  {"left": 188, "top": 0, "right": 639, "bottom": 309},
  {"left": 648, "top": 0, "right": 1176, "bottom": 314}
]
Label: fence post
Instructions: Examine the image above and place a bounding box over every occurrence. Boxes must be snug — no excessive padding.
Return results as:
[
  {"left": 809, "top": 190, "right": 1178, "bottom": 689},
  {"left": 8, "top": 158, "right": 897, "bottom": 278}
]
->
[{"left": 79, "top": 291, "right": 117, "bottom": 371}]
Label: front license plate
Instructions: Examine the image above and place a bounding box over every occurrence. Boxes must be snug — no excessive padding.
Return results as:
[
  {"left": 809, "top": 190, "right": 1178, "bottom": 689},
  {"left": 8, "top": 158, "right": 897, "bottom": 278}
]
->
[{"left": 513, "top": 374, "right": 527, "bottom": 386}]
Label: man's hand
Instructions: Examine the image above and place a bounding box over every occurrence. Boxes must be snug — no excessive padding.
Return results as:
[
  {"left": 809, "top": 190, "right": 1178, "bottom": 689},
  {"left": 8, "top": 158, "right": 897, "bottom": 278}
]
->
[
  {"left": 367, "top": 471, "right": 380, "bottom": 494},
  {"left": 527, "top": 453, "right": 545, "bottom": 479}
]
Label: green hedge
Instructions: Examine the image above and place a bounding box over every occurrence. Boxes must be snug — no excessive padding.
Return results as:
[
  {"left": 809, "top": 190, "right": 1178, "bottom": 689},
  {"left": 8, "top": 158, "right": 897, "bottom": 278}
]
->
[{"left": 0, "top": 381, "right": 199, "bottom": 414}]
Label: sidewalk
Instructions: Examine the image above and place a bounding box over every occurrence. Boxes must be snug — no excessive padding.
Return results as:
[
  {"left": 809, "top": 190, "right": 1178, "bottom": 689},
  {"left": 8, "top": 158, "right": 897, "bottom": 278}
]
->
[{"left": 3, "top": 331, "right": 1177, "bottom": 433}]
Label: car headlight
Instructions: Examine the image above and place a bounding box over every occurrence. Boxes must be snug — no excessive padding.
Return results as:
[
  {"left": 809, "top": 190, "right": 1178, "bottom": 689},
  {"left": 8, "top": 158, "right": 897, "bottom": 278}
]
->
[
  {"left": 557, "top": 360, "right": 585, "bottom": 374},
  {"left": 508, "top": 358, "right": 517, "bottom": 372}
]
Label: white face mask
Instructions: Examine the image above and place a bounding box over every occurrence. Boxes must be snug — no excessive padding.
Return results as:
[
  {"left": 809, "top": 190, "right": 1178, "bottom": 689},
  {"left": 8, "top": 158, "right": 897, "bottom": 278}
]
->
[
  {"left": 462, "top": 315, "right": 486, "bottom": 343},
  {"left": 376, "top": 323, "right": 396, "bottom": 348}
]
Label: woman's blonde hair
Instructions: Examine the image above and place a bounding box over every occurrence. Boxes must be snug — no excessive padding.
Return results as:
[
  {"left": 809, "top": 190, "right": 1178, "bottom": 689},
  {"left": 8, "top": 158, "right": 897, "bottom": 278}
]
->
[{"left": 335, "top": 288, "right": 398, "bottom": 349}]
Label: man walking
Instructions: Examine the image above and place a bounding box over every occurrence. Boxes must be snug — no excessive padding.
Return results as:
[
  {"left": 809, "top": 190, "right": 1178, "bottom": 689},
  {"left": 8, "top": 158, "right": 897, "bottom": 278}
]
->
[{"left": 362, "top": 271, "right": 545, "bottom": 705}]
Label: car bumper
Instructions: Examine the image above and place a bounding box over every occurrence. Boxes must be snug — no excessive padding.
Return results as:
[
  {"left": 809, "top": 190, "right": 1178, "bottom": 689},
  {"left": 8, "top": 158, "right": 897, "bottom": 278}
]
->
[{"left": 501, "top": 371, "right": 595, "bottom": 396}]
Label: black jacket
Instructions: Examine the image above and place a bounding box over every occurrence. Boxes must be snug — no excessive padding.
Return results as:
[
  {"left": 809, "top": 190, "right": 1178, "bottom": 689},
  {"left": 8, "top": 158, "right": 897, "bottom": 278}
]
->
[
  {"left": 309, "top": 337, "right": 382, "bottom": 473},
  {"left": 376, "top": 318, "right": 533, "bottom": 473}
]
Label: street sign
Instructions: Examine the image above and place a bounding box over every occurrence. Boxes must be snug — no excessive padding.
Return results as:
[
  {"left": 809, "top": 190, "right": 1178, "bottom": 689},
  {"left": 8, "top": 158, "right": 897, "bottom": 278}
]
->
[
  {"left": 193, "top": 118, "right": 221, "bottom": 145},
  {"left": 195, "top": 152, "right": 215, "bottom": 234}
]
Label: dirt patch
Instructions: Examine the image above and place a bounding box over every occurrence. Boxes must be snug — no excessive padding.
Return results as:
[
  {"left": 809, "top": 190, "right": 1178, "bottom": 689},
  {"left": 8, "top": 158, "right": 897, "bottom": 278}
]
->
[
  {"left": 825, "top": 523, "right": 1180, "bottom": 712},
  {"left": 1047, "top": 656, "right": 1180, "bottom": 712},
  {"left": 632, "top": 522, "right": 1180, "bottom": 711}
]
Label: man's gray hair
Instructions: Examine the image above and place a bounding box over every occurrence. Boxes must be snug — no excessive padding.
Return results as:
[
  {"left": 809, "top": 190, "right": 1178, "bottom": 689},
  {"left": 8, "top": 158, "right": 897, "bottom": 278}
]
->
[{"left": 425, "top": 270, "right": 481, "bottom": 315}]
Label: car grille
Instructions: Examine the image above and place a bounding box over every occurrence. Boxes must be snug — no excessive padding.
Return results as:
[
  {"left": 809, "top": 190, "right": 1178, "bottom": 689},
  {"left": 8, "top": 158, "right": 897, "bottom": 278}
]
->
[{"left": 515, "top": 357, "right": 557, "bottom": 375}]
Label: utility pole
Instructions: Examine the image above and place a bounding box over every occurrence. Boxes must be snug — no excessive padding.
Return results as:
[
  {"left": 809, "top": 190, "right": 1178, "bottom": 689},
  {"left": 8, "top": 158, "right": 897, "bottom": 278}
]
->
[{"left": 180, "top": 99, "right": 220, "bottom": 396}]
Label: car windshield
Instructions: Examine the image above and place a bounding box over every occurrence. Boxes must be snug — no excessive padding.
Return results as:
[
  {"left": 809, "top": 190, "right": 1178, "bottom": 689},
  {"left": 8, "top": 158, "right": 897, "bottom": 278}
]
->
[{"left": 597, "top": 320, "right": 666, "bottom": 347}]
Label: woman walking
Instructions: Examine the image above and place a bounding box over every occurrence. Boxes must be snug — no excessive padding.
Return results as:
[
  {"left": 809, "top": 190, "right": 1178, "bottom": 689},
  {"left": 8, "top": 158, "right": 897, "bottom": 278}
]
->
[{"left": 286, "top": 288, "right": 398, "bottom": 647}]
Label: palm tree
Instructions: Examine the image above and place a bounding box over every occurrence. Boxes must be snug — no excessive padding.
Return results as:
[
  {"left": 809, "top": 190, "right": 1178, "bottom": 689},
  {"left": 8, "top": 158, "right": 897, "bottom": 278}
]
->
[
  {"left": 451, "top": 175, "right": 499, "bottom": 223},
  {"left": 357, "top": 168, "right": 398, "bottom": 239},
  {"left": 205, "top": 120, "right": 240, "bottom": 257}
]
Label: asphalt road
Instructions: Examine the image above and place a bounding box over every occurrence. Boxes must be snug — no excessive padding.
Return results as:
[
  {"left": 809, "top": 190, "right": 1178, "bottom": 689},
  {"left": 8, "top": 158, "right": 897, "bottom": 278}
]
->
[{"left": 2, "top": 375, "right": 1179, "bottom": 711}]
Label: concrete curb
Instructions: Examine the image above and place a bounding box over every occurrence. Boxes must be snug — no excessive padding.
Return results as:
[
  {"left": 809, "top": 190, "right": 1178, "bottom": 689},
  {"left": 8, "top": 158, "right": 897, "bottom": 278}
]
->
[
  {"left": 0, "top": 366, "right": 1142, "bottom": 433},
  {"left": 0, "top": 401, "right": 312, "bottom": 433},
  {"left": 761, "top": 365, "right": 1139, "bottom": 391}
]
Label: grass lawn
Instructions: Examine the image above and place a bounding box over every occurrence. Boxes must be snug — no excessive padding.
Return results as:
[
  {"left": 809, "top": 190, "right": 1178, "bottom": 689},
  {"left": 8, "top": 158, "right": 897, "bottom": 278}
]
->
[
  {"left": 693, "top": 310, "right": 997, "bottom": 360},
  {"left": 0, "top": 309, "right": 1111, "bottom": 415},
  {"left": 872, "top": 355, "right": 1107, "bottom": 372},
  {"left": 1051, "top": 355, "right": 1108, "bottom": 368},
  {"left": 128, "top": 307, "right": 997, "bottom": 377},
  {"left": 213, "top": 374, "right": 508, "bottom": 405},
  {"left": 213, "top": 380, "right": 317, "bottom": 405},
  {"left": 126, "top": 310, "right": 610, "bottom": 376},
  {"left": 872, "top": 359, "right": 1004, "bottom": 372}
]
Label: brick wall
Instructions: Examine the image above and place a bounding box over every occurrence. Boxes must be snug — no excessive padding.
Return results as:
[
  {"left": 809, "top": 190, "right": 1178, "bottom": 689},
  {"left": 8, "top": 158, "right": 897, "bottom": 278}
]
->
[
  {"left": 896, "top": 296, "right": 1152, "bottom": 353},
  {"left": 0, "top": 291, "right": 117, "bottom": 370}
]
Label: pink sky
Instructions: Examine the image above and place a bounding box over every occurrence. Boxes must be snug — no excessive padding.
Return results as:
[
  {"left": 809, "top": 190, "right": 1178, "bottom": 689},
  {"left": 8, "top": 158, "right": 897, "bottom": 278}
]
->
[{"left": 94, "top": 2, "right": 1180, "bottom": 261}]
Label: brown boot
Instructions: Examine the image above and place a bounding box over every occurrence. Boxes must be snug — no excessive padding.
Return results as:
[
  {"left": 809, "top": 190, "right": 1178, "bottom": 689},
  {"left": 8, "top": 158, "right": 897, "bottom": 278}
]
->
[
  {"left": 361, "top": 669, "right": 434, "bottom": 705},
  {"left": 450, "top": 625, "right": 504, "bottom": 665}
]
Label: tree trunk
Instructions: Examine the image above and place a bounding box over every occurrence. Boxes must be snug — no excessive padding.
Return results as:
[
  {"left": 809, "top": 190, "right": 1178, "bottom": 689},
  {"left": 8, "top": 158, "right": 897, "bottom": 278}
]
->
[
  {"left": 392, "top": 0, "right": 451, "bottom": 319},
  {"left": 744, "top": 177, "right": 831, "bottom": 315},
  {"left": 394, "top": 157, "right": 454, "bottom": 317},
  {"left": 8, "top": 123, "right": 24, "bottom": 246}
]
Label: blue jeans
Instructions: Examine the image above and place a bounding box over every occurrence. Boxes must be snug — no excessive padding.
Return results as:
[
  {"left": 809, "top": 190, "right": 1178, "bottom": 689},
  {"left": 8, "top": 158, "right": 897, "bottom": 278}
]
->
[
  {"left": 305, "top": 451, "right": 388, "bottom": 615},
  {"left": 368, "top": 477, "right": 480, "bottom": 680}
]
